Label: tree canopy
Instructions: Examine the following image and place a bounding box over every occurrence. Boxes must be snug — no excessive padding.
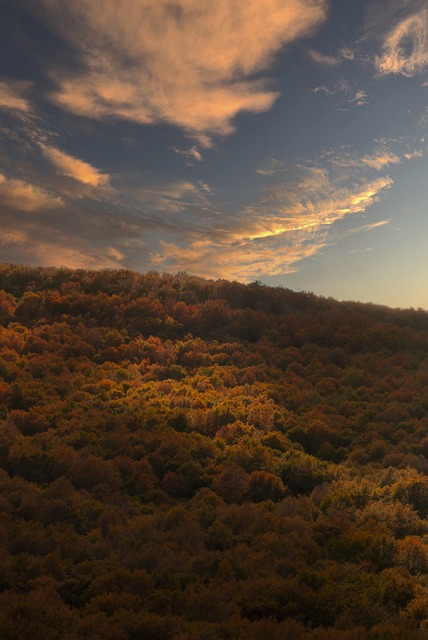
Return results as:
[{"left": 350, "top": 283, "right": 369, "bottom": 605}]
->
[{"left": 1, "top": 263, "right": 428, "bottom": 638}]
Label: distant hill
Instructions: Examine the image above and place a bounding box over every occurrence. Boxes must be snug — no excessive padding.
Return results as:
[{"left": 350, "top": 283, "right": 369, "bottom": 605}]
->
[{"left": 1, "top": 263, "right": 428, "bottom": 639}]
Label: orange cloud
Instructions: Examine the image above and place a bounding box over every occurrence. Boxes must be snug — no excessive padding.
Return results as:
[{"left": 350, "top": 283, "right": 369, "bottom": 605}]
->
[
  {"left": 35, "top": 0, "right": 327, "bottom": 141},
  {"left": 0, "top": 221, "right": 126, "bottom": 270},
  {"left": 233, "top": 176, "right": 392, "bottom": 241},
  {"left": 30, "top": 243, "right": 124, "bottom": 269},
  {"left": 375, "top": 8, "right": 428, "bottom": 76},
  {"left": 0, "top": 164, "right": 393, "bottom": 281},
  {"left": 149, "top": 168, "right": 393, "bottom": 281},
  {"left": 0, "top": 174, "right": 62, "bottom": 211},
  {"left": 0, "top": 79, "right": 30, "bottom": 111},
  {"left": 329, "top": 141, "right": 425, "bottom": 173},
  {"left": 40, "top": 144, "right": 109, "bottom": 187},
  {"left": 361, "top": 152, "right": 401, "bottom": 170},
  {"left": 404, "top": 150, "right": 423, "bottom": 160},
  {"left": 151, "top": 234, "right": 327, "bottom": 281}
]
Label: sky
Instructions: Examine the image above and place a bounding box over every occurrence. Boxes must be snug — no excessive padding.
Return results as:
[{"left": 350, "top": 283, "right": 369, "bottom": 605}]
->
[{"left": 0, "top": 0, "right": 427, "bottom": 309}]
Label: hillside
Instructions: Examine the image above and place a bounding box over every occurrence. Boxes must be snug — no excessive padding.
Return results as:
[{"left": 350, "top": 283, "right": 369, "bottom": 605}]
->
[{"left": 1, "top": 263, "right": 428, "bottom": 638}]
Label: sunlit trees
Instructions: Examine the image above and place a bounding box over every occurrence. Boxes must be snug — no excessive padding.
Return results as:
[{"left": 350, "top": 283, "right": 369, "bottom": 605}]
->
[{"left": 1, "top": 263, "right": 428, "bottom": 636}]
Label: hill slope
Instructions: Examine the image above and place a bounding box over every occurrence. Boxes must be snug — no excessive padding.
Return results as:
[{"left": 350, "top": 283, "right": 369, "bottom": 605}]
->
[{"left": 1, "top": 263, "right": 428, "bottom": 638}]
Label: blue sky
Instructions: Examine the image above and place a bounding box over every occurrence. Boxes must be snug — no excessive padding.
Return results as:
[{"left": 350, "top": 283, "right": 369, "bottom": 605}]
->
[{"left": 0, "top": 0, "right": 427, "bottom": 308}]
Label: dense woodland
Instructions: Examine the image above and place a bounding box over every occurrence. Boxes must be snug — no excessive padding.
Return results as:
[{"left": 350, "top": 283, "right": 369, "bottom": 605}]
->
[{"left": 2, "top": 263, "right": 428, "bottom": 638}]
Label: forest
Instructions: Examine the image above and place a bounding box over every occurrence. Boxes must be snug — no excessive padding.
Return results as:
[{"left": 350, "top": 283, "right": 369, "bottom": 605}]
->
[{"left": 1, "top": 262, "right": 428, "bottom": 639}]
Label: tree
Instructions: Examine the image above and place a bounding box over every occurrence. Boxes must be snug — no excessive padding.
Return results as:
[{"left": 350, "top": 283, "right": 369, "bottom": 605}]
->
[{"left": 246, "top": 470, "right": 287, "bottom": 503}]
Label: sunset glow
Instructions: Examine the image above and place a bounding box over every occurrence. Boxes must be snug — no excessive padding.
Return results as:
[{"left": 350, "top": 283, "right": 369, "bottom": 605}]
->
[{"left": 1, "top": 0, "right": 428, "bottom": 307}]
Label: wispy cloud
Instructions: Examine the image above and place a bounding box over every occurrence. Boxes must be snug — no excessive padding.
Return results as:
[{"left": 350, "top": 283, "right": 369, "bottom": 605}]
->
[
  {"left": 0, "top": 174, "right": 62, "bottom": 211},
  {"left": 171, "top": 145, "right": 203, "bottom": 163},
  {"left": 239, "top": 169, "right": 392, "bottom": 242},
  {"left": 148, "top": 160, "right": 394, "bottom": 281},
  {"left": 361, "top": 151, "right": 401, "bottom": 170},
  {"left": 310, "top": 78, "right": 353, "bottom": 102},
  {"left": 150, "top": 233, "right": 328, "bottom": 280},
  {"left": 349, "top": 247, "right": 374, "bottom": 254},
  {"left": 307, "top": 45, "right": 359, "bottom": 67},
  {"left": 22, "top": 242, "right": 125, "bottom": 270},
  {"left": 308, "top": 49, "right": 341, "bottom": 66},
  {"left": 344, "top": 219, "right": 391, "bottom": 236},
  {"left": 122, "top": 178, "right": 214, "bottom": 215},
  {"left": 312, "top": 85, "right": 337, "bottom": 95},
  {"left": 0, "top": 229, "right": 125, "bottom": 270},
  {"left": 404, "top": 149, "right": 423, "bottom": 159},
  {"left": 419, "top": 108, "right": 428, "bottom": 127},
  {"left": 0, "top": 104, "right": 112, "bottom": 203},
  {"left": 339, "top": 46, "right": 355, "bottom": 61},
  {"left": 39, "top": 144, "right": 110, "bottom": 187},
  {"left": 0, "top": 200, "right": 140, "bottom": 270},
  {"left": 336, "top": 89, "right": 369, "bottom": 111},
  {"left": 375, "top": 6, "right": 428, "bottom": 77},
  {"left": 0, "top": 79, "right": 31, "bottom": 112},
  {"left": 0, "top": 145, "right": 395, "bottom": 282},
  {"left": 255, "top": 158, "right": 288, "bottom": 175},
  {"left": 329, "top": 140, "right": 425, "bottom": 172},
  {"left": 28, "top": 0, "right": 327, "bottom": 142},
  {"left": 348, "top": 90, "right": 368, "bottom": 107}
]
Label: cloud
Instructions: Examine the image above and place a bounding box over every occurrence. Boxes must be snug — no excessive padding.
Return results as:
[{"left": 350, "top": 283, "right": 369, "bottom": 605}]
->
[
  {"left": 39, "top": 144, "right": 110, "bottom": 186},
  {"left": 124, "top": 178, "right": 214, "bottom": 215},
  {"left": 312, "top": 85, "right": 336, "bottom": 95},
  {"left": 307, "top": 45, "right": 358, "bottom": 69},
  {"left": 404, "top": 149, "right": 423, "bottom": 159},
  {"left": 0, "top": 107, "right": 112, "bottom": 202},
  {"left": 0, "top": 149, "right": 394, "bottom": 283},
  {"left": 375, "top": 7, "right": 428, "bottom": 76},
  {"left": 361, "top": 152, "right": 401, "bottom": 170},
  {"left": 308, "top": 49, "right": 341, "bottom": 66},
  {"left": 25, "top": 243, "right": 124, "bottom": 270},
  {"left": 0, "top": 79, "right": 31, "bottom": 112},
  {"left": 172, "top": 145, "right": 203, "bottom": 163},
  {"left": 329, "top": 141, "right": 425, "bottom": 172},
  {"left": 237, "top": 171, "right": 393, "bottom": 241},
  {"left": 311, "top": 78, "right": 352, "bottom": 100},
  {"left": 0, "top": 174, "right": 62, "bottom": 211},
  {"left": 419, "top": 108, "right": 428, "bottom": 126},
  {"left": 339, "top": 46, "right": 355, "bottom": 61},
  {"left": 255, "top": 158, "right": 289, "bottom": 175},
  {"left": 0, "top": 199, "right": 141, "bottom": 270},
  {"left": 0, "top": 229, "right": 125, "bottom": 270},
  {"left": 150, "top": 233, "right": 328, "bottom": 280},
  {"left": 350, "top": 247, "right": 374, "bottom": 253},
  {"left": 348, "top": 90, "right": 368, "bottom": 107},
  {"left": 148, "top": 161, "right": 394, "bottom": 281},
  {"left": 28, "top": 0, "right": 327, "bottom": 141},
  {"left": 344, "top": 219, "right": 391, "bottom": 236}
]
